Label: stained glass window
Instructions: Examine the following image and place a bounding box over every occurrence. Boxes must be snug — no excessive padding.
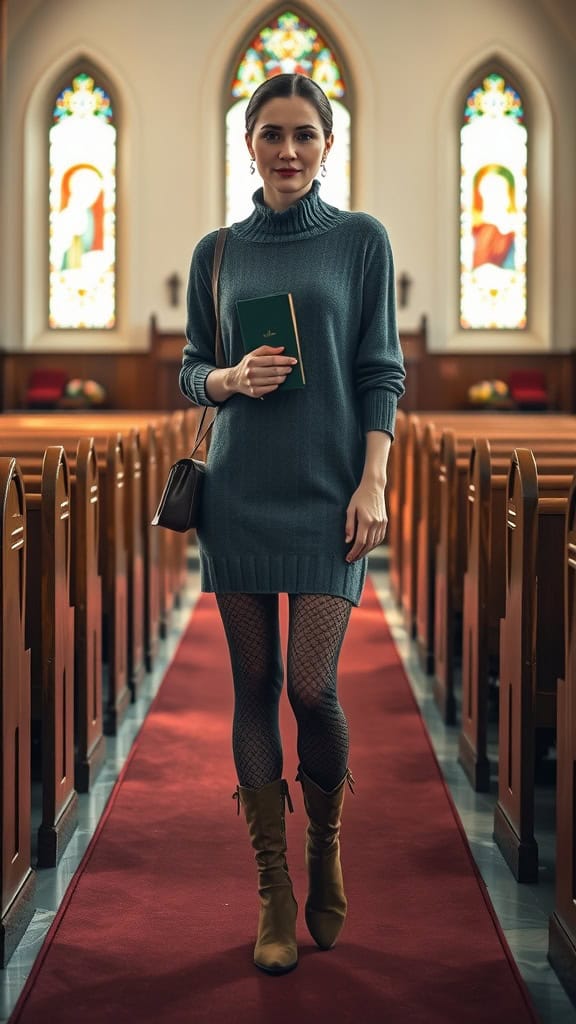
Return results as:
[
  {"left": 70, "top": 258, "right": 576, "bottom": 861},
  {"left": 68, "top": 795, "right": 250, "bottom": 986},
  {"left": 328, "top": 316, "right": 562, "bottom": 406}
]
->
[
  {"left": 226, "top": 10, "right": 350, "bottom": 224},
  {"left": 460, "top": 73, "right": 527, "bottom": 330},
  {"left": 49, "top": 72, "right": 116, "bottom": 329}
]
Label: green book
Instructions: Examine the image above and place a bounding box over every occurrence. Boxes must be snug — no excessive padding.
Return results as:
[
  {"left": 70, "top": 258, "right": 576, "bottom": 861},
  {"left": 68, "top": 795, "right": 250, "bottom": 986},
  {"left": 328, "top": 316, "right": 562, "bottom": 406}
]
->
[{"left": 236, "top": 292, "right": 306, "bottom": 389}]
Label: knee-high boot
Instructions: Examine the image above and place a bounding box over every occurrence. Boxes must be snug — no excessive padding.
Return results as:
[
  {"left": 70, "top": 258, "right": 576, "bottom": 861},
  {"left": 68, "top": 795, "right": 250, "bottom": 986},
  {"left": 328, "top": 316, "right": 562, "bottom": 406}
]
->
[
  {"left": 296, "top": 766, "right": 355, "bottom": 950},
  {"left": 233, "top": 778, "right": 298, "bottom": 974}
]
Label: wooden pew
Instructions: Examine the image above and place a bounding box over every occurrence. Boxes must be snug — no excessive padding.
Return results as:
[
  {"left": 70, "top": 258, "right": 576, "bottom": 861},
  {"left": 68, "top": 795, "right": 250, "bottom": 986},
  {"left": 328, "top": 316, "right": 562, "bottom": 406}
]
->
[
  {"left": 14, "top": 440, "right": 105, "bottom": 792},
  {"left": 387, "top": 409, "right": 407, "bottom": 604},
  {"left": 434, "top": 431, "right": 576, "bottom": 725},
  {"left": 549, "top": 475, "right": 576, "bottom": 1000},
  {"left": 459, "top": 442, "right": 575, "bottom": 790},
  {"left": 400, "top": 415, "right": 421, "bottom": 636},
  {"left": 493, "top": 450, "right": 571, "bottom": 882},
  {"left": 1, "top": 410, "right": 184, "bottom": 651},
  {"left": 0, "top": 429, "right": 130, "bottom": 736},
  {"left": 409, "top": 415, "right": 576, "bottom": 678},
  {"left": 0, "top": 459, "right": 35, "bottom": 965},
  {"left": 25, "top": 447, "right": 78, "bottom": 868}
]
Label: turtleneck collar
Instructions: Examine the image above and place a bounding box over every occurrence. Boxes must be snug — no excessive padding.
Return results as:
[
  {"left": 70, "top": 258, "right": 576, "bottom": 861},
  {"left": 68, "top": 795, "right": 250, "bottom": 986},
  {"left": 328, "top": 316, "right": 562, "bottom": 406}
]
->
[{"left": 231, "top": 179, "right": 346, "bottom": 243}]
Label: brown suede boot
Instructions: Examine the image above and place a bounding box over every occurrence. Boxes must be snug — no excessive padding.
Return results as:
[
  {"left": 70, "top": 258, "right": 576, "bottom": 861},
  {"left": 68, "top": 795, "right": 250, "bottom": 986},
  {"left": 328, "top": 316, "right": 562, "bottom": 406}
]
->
[
  {"left": 297, "top": 766, "right": 355, "bottom": 950},
  {"left": 233, "top": 778, "right": 298, "bottom": 974}
]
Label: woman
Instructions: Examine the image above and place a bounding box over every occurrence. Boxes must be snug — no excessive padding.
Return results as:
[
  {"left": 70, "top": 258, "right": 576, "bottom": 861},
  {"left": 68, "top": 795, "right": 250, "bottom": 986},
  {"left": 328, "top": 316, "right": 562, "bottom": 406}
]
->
[{"left": 179, "top": 73, "right": 405, "bottom": 975}]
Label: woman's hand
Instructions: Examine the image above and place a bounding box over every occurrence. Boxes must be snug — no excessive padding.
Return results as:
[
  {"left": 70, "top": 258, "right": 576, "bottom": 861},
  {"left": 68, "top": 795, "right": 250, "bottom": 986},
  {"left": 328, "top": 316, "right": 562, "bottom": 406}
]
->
[
  {"left": 344, "top": 480, "right": 388, "bottom": 562},
  {"left": 227, "top": 345, "right": 298, "bottom": 399}
]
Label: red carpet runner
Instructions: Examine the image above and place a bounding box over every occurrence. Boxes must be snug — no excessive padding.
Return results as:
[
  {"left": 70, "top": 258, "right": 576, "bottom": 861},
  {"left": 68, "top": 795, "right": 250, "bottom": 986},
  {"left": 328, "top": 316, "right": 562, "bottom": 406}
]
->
[{"left": 11, "top": 580, "right": 539, "bottom": 1024}]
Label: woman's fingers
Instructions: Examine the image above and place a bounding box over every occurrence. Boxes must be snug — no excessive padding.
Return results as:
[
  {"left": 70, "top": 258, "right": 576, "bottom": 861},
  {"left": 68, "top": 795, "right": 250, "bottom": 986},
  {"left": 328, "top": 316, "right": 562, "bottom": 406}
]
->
[
  {"left": 346, "top": 518, "right": 388, "bottom": 562},
  {"left": 242, "top": 350, "right": 298, "bottom": 397}
]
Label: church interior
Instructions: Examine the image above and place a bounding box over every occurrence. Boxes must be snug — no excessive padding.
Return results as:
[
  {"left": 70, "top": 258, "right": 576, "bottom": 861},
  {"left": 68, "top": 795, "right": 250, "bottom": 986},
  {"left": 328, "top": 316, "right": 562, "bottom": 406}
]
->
[{"left": 1, "top": 1, "right": 576, "bottom": 1021}]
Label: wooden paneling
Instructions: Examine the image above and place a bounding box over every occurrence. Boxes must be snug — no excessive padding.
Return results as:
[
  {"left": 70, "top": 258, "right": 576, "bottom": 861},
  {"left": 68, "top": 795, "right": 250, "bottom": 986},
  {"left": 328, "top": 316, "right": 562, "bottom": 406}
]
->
[{"left": 0, "top": 315, "right": 574, "bottom": 414}]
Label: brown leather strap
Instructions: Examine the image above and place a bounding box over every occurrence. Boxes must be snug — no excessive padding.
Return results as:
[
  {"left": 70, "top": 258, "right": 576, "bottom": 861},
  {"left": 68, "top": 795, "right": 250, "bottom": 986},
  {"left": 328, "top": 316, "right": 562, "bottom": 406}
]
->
[
  {"left": 190, "top": 226, "right": 229, "bottom": 457},
  {"left": 212, "top": 227, "right": 228, "bottom": 369}
]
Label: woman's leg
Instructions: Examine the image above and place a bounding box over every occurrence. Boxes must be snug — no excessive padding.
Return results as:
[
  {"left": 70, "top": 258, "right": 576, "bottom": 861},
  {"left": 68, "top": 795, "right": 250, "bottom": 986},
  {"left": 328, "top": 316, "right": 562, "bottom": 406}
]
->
[
  {"left": 287, "top": 592, "right": 354, "bottom": 951},
  {"left": 286, "top": 593, "right": 352, "bottom": 791},
  {"left": 215, "top": 592, "right": 284, "bottom": 788},
  {"left": 216, "top": 592, "right": 297, "bottom": 974}
]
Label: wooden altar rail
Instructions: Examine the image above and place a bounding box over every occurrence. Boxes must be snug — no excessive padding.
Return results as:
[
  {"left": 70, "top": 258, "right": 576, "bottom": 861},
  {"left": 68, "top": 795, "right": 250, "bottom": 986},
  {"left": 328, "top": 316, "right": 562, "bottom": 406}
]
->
[
  {"left": 0, "top": 459, "right": 35, "bottom": 966},
  {"left": 493, "top": 451, "right": 572, "bottom": 883}
]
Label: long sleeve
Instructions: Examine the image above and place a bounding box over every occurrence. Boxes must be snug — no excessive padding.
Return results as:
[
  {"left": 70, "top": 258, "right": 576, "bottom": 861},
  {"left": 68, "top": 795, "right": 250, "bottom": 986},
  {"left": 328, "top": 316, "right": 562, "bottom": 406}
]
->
[
  {"left": 354, "top": 220, "right": 406, "bottom": 438},
  {"left": 178, "top": 231, "right": 221, "bottom": 407}
]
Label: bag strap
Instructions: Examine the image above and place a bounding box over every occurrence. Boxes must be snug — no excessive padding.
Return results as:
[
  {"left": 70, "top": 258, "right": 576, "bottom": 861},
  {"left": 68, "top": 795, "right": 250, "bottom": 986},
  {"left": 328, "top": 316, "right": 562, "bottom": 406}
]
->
[{"left": 190, "top": 226, "right": 229, "bottom": 458}]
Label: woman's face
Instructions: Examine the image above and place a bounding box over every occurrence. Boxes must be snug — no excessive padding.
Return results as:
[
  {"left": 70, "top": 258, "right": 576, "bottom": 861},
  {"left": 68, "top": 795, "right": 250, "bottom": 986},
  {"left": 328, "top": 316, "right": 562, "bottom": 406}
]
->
[{"left": 246, "top": 95, "right": 333, "bottom": 211}]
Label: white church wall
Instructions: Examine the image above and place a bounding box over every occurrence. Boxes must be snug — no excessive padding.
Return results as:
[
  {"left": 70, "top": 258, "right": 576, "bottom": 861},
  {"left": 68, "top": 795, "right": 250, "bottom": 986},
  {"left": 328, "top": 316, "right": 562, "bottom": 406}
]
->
[{"left": 2, "top": 0, "right": 575, "bottom": 352}]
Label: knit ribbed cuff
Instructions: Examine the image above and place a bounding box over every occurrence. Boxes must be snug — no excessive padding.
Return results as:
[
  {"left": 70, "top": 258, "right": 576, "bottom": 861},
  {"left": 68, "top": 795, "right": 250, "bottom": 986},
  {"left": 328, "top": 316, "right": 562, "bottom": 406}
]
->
[
  {"left": 180, "top": 363, "right": 220, "bottom": 408},
  {"left": 362, "top": 390, "right": 398, "bottom": 438}
]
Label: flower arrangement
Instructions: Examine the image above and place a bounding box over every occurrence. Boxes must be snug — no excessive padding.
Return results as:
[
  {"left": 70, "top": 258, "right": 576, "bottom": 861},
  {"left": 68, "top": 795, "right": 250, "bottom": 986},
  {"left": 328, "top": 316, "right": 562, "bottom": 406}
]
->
[
  {"left": 63, "top": 378, "right": 107, "bottom": 406},
  {"left": 468, "top": 379, "right": 510, "bottom": 407}
]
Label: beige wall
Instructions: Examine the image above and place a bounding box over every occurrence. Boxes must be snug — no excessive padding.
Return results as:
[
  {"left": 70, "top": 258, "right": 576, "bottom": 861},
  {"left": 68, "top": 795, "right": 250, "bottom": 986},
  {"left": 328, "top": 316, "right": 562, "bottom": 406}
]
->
[{"left": 2, "top": 0, "right": 575, "bottom": 352}]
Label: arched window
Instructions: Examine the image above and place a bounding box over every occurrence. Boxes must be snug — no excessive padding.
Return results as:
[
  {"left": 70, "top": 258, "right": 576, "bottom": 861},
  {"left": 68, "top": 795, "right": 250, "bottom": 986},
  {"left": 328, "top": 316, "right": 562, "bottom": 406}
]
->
[
  {"left": 49, "top": 71, "right": 117, "bottom": 330},
  {"left": 226, "top": 9, "right": 350, "bottom": 225},
  {"left": 460, "top": 72, "right": 527, "bottom": 330}
]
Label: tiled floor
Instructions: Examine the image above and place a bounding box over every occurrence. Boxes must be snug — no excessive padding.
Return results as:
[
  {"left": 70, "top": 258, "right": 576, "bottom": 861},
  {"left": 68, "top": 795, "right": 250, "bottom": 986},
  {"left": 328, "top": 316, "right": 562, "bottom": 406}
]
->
[{"left": 1, "top": 559, "right": 575, "bottom": 1023}]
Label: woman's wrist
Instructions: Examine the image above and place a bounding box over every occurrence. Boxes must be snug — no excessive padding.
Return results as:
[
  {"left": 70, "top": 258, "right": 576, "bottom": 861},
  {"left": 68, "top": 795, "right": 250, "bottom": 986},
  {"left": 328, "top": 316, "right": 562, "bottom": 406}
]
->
[{"left": 205, "top": 367, "right": 236, "bottom": 403}]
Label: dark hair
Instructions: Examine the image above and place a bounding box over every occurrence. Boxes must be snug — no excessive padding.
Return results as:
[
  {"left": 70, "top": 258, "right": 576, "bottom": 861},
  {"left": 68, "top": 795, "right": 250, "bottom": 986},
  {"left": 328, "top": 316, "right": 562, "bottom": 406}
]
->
[{"left": 245, "top": 73, "right": 333, "bottom": 139}]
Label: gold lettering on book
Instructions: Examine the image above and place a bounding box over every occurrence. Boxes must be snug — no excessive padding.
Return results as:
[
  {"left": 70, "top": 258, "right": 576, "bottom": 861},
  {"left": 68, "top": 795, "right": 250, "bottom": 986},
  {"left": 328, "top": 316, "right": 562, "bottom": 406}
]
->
[{"left": 263, "top": 328, "right": 277, "bottom": 338}]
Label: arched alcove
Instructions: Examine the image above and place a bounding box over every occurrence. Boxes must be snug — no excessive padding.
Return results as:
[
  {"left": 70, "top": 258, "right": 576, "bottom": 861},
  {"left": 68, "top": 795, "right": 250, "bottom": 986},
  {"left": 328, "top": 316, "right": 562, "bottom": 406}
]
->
[
  {"left": 22, "top": 48, "right": 141, "bottom": 352},
  {"left": 223, "top": 6, "right": 353, "bottom": 225},
  {"left": 433, "top": 46, "right": 552, "bottom": 353}
]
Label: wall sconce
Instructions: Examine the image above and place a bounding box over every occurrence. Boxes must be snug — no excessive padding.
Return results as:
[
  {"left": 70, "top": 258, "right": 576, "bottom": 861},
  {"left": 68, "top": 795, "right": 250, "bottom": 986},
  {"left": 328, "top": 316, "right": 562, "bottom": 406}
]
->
[
  {"left": 166, "top": 271, "right": 183, "bottom": 307},
  {"left": 397, "top": 271, "right": 413, "bottom": 308}
]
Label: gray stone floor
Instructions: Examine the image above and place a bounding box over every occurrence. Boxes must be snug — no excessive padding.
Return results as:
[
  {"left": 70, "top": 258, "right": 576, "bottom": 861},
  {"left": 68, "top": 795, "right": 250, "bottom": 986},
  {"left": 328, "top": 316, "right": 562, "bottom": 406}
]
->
[{"left": 1, "top": 558, "right": 575, "bottom": 1023}]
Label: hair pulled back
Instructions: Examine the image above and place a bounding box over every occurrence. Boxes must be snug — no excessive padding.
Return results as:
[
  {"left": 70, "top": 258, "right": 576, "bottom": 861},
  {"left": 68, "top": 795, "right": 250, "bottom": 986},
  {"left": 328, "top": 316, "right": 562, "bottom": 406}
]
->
[{"left": 245, "top": 73, "right": 333, "bottom": 139}]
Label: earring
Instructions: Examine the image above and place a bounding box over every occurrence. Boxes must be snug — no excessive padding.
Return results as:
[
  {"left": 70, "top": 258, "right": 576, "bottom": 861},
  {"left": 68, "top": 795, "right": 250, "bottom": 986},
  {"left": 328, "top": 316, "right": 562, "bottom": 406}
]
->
[
  {"left": 249, "top": 159, "right": 255, "bottom": 175},
  {"left": 321, "top": 158, "right": 327, "bottom": 178}
]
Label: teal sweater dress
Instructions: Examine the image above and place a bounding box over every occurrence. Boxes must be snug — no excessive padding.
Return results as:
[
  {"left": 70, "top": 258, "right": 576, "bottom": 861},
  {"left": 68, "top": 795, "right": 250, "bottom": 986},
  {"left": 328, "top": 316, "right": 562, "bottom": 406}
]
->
[{"left": 179, "top": 181, "right": 406, "bottom": 606}]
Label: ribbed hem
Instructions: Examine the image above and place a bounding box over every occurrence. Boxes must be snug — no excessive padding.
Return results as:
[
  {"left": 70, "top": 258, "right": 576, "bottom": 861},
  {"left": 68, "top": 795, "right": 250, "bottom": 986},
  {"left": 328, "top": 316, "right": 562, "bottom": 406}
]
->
[
  {"left": 362, "top": 390, "right": 398, "bottom": 438},
  {"left": 198, "top": 553, "right": 367, "bottom": 607},
  {"left": 179, "top": 362, "right": 220, "bottom": 408},
  {"left": 232, "top": 179, "right": 347, "bottom": 243}
]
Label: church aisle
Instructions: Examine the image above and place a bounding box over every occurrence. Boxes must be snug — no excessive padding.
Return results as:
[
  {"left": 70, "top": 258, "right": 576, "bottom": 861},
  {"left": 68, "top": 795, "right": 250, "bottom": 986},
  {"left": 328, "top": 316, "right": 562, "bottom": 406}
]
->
[{"left": 5, "top": 573, "right": 542, "bottom": 1023}]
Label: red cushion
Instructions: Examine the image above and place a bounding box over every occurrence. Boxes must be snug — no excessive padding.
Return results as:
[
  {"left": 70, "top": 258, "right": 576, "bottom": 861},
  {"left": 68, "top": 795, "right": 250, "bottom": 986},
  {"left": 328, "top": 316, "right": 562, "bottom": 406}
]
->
[
  {"left": 27, "top": 387, "right": 64, "bottom": 401},
  {"left": 511, "top": 388, "right": 548, "bottom": 401}
]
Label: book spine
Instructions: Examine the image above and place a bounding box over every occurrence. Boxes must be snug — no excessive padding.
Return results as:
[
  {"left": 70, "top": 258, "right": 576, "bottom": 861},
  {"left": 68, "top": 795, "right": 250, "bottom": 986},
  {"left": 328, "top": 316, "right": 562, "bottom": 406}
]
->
[{"left": 287, "top": 293, "right": 306, "bottom": 384}]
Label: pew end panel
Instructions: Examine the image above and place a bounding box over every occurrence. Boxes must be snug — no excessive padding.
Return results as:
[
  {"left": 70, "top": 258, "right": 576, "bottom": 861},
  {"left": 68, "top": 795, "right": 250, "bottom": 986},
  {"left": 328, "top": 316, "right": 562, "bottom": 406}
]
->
[
  {"left": 433, "top": 429, "right": 460, "bottom": 725},
  {"left": 549, "top": 477, "right": 576, "bottom": 996},
  {"left": 99, "top": 434, "right": 130, "bottom": 735},
  {"left": 494, "top": 451, "right": 570, "bottom": 882},
  {"left": 388, "top": 410, "right": 407, "bottom": 605},
  {"left": 400, "top": 415, "right": 422, "bottom": 638},
  {"left": 416, "top": 423, "right": 439, "bottom": 674},
  {"left": 0, "top": 459, "right": 35, "bottom": 965},
  {"left": 459, "top": 439, "right": 492, "bottom": 792},
  {"left": 26, "top": 448, "right": 78, "bottom": 868},
  {"left": 71, "top": 438, "right": 106, "bottom": 792}
]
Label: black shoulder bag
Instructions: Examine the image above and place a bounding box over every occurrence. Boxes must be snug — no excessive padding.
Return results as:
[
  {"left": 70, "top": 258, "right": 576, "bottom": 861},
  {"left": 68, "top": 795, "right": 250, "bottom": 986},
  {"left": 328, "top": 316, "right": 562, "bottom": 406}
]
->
[{"left": 151, "top": 227, "right": 229, "bottom": 532}]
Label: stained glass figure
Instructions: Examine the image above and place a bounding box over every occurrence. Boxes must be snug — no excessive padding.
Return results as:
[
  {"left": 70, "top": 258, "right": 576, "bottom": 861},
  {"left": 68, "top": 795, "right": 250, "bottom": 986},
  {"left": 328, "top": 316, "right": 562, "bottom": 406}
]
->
[
  {"left": 460, "top": 73, "right": 527, "bottom": 330},
  {"left": 49, "top": 73, "right": 116, "bottom": 329},
  {"left": 227, "top": 10, "right": 350, "bottom": 224}
]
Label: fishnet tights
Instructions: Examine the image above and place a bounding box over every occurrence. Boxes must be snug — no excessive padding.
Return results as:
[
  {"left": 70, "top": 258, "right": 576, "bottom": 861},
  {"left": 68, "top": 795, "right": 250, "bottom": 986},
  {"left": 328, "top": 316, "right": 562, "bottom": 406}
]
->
[{"left": 215, "top": 593, "right": 352, "bottom": 791}]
